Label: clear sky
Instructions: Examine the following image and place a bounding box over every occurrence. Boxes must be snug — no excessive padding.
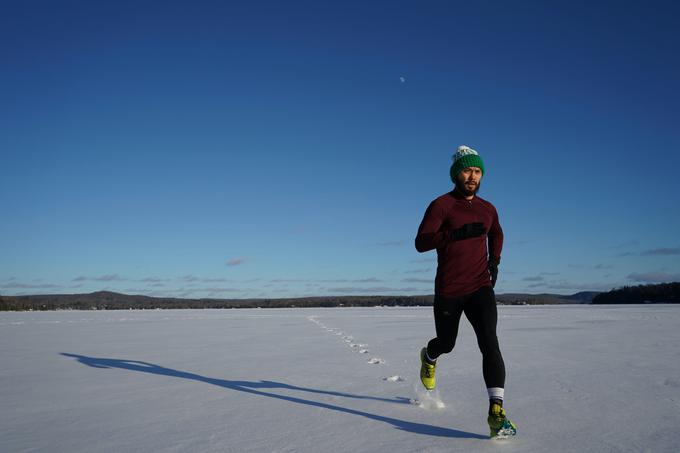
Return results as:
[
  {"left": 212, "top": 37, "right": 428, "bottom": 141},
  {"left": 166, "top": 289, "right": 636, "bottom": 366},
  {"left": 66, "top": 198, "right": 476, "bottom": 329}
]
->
[{"left": 2, "top": 0, "right": 679, "bottom": 299}]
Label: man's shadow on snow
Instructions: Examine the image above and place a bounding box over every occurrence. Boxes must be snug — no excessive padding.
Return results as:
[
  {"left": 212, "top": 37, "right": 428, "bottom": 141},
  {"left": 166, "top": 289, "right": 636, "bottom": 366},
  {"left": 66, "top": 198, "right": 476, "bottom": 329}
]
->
[{"left": 61, "top": 353, "right": 486, "bottom": 439}]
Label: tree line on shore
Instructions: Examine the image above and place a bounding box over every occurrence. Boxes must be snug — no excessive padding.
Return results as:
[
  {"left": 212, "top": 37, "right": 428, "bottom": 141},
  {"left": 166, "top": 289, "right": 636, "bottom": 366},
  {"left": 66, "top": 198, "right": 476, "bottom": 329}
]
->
[
  {"left": 1, "top": 283, "right": 677, "bottom": 311},
  {"left": 0, "top": 292, "right": 435, "bottom": 311},
  {"left": 591, "top": 282, "right": 679, "bottom": 304}
]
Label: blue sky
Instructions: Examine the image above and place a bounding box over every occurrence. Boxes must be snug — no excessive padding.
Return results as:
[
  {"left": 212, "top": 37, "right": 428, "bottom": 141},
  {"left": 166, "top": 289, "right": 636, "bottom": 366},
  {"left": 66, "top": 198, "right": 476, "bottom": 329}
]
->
[{"left": 2, "top": 0, "right": 679, "bottom": 299}]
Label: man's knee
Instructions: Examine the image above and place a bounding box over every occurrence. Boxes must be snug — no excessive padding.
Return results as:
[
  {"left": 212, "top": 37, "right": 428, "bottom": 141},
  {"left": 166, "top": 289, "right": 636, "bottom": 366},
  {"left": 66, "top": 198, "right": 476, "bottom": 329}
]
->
[{"left": 477, "top": 334, "right": 500, "bottom": 356}]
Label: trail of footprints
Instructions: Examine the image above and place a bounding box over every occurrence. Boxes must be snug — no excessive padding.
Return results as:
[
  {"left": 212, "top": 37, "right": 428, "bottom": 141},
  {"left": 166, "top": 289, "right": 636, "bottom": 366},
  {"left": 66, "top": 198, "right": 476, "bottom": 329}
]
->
[
  {"left": 307, "top": 316, "right": 402, "bottom": 382},
  {"left": 308, "top": 315, "right": 440, "bottom": 408}
]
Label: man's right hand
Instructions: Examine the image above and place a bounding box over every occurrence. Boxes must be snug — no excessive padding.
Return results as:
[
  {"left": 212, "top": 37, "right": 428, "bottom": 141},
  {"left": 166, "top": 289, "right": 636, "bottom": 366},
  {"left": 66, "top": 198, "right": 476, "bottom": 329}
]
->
[{"left": 449, "top": 222, "right": 486, "bottom": 241}]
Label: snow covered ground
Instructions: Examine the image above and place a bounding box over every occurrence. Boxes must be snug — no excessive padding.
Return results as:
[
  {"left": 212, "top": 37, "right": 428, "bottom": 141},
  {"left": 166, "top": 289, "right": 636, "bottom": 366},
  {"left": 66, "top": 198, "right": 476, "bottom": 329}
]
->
[{"left": 2, "top": 305, "right": 679, "bottom": 452}]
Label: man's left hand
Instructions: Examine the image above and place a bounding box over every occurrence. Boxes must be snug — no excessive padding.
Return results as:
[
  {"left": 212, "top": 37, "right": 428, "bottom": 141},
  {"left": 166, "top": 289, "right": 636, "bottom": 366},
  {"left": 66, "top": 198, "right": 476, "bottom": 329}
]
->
[{"left": 489, "top": 258, "right": 499, "bottom": 288}]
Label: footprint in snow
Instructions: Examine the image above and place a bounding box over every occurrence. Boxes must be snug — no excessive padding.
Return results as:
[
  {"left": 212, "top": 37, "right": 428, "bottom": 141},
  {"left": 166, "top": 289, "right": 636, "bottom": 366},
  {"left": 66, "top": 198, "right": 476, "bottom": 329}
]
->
[
  {"left": 664, "top": 378, "right": 680, "bottom": 388},
  {"left": 382, "top": 375, "right": 405, "bottom": 382},
  {"left": 411, "top": 383, "right": 446, "bottom": 410}
]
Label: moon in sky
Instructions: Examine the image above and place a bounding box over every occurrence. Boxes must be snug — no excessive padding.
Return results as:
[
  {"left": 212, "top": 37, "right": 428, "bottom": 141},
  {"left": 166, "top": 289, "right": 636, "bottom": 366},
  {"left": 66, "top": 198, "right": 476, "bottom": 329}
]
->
[{"left": 400, "top": 76, "right": 406, "bottom": 83}]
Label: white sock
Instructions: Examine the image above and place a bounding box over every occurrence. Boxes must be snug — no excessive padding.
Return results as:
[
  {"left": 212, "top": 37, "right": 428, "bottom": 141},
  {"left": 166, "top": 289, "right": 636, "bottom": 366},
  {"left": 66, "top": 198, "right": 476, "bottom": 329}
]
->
[{"left": 487, "top": 387, "right": 504, "bottom": 402}]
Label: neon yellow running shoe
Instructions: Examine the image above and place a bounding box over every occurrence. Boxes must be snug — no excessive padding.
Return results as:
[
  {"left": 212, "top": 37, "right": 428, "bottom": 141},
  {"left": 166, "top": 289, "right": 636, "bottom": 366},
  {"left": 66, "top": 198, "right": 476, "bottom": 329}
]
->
[
  {"left": 488, "top": 402, "right": 517, "bottom": 439},
  {"left": 419, "top": 347, "right": 436, "bottom": 390}
]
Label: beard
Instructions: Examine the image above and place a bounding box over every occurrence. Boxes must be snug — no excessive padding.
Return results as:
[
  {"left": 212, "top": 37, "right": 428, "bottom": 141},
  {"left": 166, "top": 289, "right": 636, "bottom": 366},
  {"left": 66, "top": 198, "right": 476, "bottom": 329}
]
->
[{"left": 456, "top": 180, "right": 481, "bottom": 197}]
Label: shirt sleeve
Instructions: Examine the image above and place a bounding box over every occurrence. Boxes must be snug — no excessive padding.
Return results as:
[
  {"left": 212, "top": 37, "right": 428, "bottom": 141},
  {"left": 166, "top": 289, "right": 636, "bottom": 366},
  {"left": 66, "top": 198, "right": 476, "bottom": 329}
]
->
[
  {"left": 487, "top": 205, "right": 504, "bottom": 263},
  {"left": 415, "top": 200, "right": 449, "bottom": 253}
]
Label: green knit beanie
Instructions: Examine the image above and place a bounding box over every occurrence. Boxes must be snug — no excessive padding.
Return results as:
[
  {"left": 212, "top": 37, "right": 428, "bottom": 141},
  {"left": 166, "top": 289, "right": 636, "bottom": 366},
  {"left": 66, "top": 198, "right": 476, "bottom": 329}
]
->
[{"left": 450, "top": 145, "right": 485, "bottom": 182}]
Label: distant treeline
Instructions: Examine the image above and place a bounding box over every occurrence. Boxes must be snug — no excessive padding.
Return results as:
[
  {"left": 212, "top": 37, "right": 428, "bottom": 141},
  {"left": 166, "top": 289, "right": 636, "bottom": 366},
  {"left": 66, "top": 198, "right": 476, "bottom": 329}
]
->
[
  {"left": 0, "top": 292, "right": 435, "bottom": 311},
  {"left": 2, "top": 285, "right": 676, "bottom": 309},
  {"left": 0, "top": 289, "right": 604, "bottom": 311},
  {"left": 592, "top": 283, "right": 680, "bottom": 304}
]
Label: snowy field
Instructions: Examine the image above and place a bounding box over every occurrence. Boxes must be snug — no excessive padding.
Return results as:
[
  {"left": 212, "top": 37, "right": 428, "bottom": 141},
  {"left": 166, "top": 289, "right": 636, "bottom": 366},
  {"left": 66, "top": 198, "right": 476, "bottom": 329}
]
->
[{"left": 2, "top": 305, "right": 679, "bottom": 453}]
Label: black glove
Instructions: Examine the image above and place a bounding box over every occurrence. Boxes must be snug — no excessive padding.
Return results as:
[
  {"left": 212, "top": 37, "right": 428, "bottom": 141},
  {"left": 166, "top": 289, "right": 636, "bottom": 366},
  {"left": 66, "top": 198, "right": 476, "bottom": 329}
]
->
[
  {"left": 449, "top": 222, "right": 486, "bottom": 241},
  {"left": 488, "top": 257, "right": 499, "bottom": 288}
]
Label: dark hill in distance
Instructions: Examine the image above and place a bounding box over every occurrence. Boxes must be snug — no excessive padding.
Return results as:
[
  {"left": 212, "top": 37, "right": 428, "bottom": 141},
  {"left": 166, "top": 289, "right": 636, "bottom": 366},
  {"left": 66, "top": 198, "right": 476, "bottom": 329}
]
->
[
  {"left": 1, "top": 290, "right": 601, "bottom": 311},
  {"left": 494, "top": 291, "right": 598, "bottom": 305}
]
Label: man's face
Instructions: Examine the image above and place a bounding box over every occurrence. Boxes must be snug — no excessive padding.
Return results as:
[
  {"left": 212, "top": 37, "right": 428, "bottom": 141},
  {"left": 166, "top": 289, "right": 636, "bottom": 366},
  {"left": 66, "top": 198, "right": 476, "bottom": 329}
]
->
[{"left": 455, "top": 167, "right": 483, "bottom": 196}]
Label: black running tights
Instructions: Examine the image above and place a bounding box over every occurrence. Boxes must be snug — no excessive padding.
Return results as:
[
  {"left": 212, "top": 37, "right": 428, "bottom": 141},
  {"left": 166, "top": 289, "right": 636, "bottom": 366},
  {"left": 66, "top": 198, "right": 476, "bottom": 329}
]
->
[{"left": 426, "top": 285, "right": 506, "bottom": 389}]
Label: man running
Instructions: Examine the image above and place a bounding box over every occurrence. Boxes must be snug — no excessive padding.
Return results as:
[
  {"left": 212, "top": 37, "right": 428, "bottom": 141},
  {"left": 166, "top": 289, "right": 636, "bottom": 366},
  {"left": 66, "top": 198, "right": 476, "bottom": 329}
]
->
[{"left": 414, "top": 145, "right": 516, "bottom": 438}]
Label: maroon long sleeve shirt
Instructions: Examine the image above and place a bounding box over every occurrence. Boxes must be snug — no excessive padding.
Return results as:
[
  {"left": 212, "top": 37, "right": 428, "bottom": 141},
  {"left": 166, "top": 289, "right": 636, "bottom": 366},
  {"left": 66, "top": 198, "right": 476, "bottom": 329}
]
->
[{"left": 415, "top": 190, "right": 503, "bottom": 298}]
